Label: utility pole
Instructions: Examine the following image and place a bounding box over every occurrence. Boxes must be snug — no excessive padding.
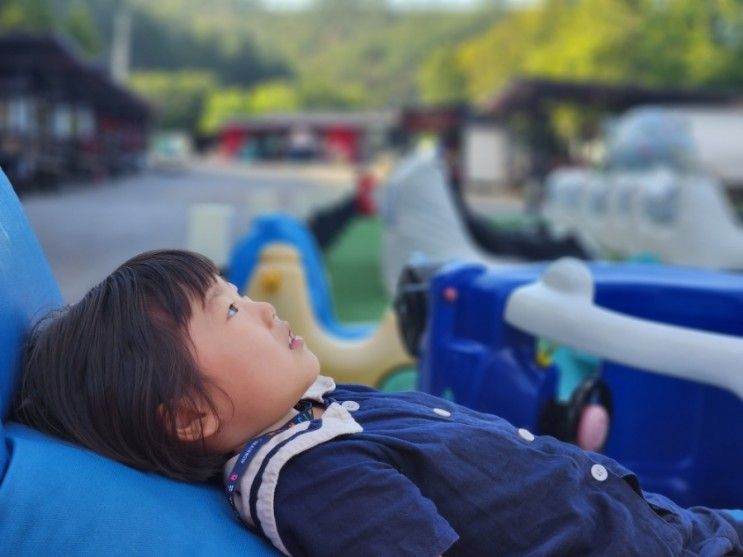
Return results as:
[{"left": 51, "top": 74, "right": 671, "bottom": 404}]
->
[{"left": 110, "top": 0, "right": 132, "bottom": 82}]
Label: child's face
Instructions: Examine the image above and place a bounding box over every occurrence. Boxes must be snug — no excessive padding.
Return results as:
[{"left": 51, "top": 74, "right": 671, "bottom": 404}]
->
[{"left": 187, "top": 276, "right": 320, "bottom": 453}]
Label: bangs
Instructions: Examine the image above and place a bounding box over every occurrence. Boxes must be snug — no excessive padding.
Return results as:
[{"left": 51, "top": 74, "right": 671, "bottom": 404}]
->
[{"left": 111, "top": 250, "right": 218, "bottom": 327}]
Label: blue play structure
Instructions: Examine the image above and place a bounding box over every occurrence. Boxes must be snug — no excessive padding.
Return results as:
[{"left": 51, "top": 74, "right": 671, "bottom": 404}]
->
[
  {"left": 0, "top": 170, "right": 280, "bottom": 555},
  {"left": 417, "top": 260, "right": 743, "bottom": 509},
  {"left": 227, "top": 213, "right": 372, "bottom": 339}
]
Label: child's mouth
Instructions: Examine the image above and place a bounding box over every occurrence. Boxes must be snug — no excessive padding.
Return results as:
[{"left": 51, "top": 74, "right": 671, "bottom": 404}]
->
[{"left": 288, "top": 329, "right": 304, "bottom": 350}]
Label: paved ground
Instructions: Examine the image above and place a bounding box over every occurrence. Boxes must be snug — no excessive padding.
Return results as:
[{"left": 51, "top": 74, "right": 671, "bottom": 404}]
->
[
  {"left": 21, "top": 160, "right": 354, "bottom": 303},
  {"left": 21, "top": 158, "right": 525, "bottom": 304}
]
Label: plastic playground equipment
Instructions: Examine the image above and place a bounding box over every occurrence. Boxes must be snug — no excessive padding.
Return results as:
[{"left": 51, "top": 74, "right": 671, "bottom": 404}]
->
[
  {"left": 0, "top": 170, "right": 740, "bottom": 550},
  {"left": 0, "top": 170, "right": 282, "bottom": 554},
  {"left": 505, "top": 259, "right": 743, "bottom": 400},
  {"left": 380, "top": 150, "right": 589, "bottom": 296},
  {"left": 398, "top": 257, "right": 743, "bottom": 508},
  {"left": 228, "top": 213, "right": 372, "bottom": 340},
  {"left": 543, "top": 106, "right": 743, "bottom": 268},
  {"left": 247, "top": 244, "right": 415, "bottom": 387},
  {"left": 545, "top": 166, "right": 743, "bottom": 266},
  {"left": 380, "top": 150, "right": 512, "bottom": 295}
]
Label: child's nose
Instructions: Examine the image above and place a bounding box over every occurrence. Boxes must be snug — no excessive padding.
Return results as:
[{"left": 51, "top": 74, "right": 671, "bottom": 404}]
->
[{"left": 254, "top": 301, "right": 277, "bottom": 326}]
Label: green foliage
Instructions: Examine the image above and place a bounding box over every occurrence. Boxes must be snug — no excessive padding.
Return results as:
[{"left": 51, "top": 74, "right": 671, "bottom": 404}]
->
[
  {"left": 125, "top": 0, "right": 499, "bottom": 107},
  {"left": 248, "top": 80, "right": 300, "bottom": 114},
  {"left": 299, "top": 80, "right": 369, "bottom": 109},
  {"left": 198, "top": 79, "right": 369, "bottom": 134},
  {"left": 199, "top": 88, "right": 253, "bottom": 134},
  {"left": 457, "top": 6, "right": 540, "bottom": 102},
  {"left": 127, "top": 7, "right": 290, "bottom": 88},
  {"left": 63, "top": 0, "right": 101, "bottom": 55},
  {"left": 430, "top": 0, "right": 743, "bottom": 153},
  {"left": 456, "top": 0, "right": 743, "bottom": 100},
  {"left": 1, "top": 0, "right": 101, "bottom": 57},
  {"left": 8, "top": 0, "right": 743, "bottom": 139},
  {"left": 0, "top": 0, "right": 54, "bottom": 31},
  {"left": 519, "top": 0, "right": 641, "bottom": 82},
  {"left": 417, "top": 47, "right": 468, "bottom": 104},
  {"left": 128, "top": 70, "right": 217, "bottom": 130},
  {"left": 285, "top": 9, "right": 494, "bottom": 106}
]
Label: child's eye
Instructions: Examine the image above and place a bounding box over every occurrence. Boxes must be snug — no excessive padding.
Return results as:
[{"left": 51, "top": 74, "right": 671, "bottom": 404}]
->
[{"left": 227, "top": 303, "right": 239, "bottom": 318}]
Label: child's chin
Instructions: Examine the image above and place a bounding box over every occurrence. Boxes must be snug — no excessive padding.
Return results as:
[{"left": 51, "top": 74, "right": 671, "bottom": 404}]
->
[
  {"left": 310, "top": 359, "right": 321, "bottom": 377},
  {"left": 305, "top": 349, "right": 319, "bottom": 366}
]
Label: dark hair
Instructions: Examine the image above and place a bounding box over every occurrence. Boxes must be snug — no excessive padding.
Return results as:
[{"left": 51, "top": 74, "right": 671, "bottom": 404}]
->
[{"left": 12, "top": 249, "right": 227, "bottom": 482}]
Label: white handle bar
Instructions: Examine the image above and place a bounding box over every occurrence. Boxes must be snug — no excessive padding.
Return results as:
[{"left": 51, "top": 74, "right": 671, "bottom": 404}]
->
[{"left": 504, "top": 258, "right": 743, "bottom": 400}]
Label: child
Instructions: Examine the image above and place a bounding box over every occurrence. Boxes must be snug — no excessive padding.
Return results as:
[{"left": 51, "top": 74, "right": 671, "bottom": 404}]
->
[{"left": 12, "top": 249, "right": 742, "bottom": 556}]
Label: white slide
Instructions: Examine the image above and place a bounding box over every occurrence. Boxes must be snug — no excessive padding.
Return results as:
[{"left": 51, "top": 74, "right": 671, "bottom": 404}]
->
[
  {"left": 504, "top": 258, "right": 743, "bottom": 400},
  {"left": 380, "top": 150, "right": 513, "bottom": 295}
]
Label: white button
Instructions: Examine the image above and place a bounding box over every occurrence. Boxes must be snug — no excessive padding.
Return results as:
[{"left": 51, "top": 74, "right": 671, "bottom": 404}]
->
[
  {"left": 432, "top": 408, "right": 451, "bottom": 417},
  {"left": 518, "top": 428, "right": 535, "bottom": 442},
  {"left": 591, "top": 464, "right": 608, "bottom": 482},
  {"left": 341, "top": 400, "right": 359, "bottom": 412}
]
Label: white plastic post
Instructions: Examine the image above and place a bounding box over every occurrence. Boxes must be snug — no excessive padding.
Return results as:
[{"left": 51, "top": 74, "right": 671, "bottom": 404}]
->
[{"left": 187, "top": 203, "right": 235, "bottom": 270}]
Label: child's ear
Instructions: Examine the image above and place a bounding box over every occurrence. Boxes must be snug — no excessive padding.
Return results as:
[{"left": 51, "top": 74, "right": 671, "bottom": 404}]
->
[{"left": 162, "top": 399, "right": 219, "bottom": 443}]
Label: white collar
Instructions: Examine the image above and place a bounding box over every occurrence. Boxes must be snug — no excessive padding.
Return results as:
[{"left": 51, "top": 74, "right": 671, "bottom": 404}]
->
[{"left": 300, "top": 375, "right": 336, "bottom": 404}]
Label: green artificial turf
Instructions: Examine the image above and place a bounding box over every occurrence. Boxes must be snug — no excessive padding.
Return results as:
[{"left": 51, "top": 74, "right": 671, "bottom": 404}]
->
[
  {"left": 490, "top": 213, "right": 539, "bottom": 230},
  {"left": 323, "top": 216, "right": 421, "bottom": 392},
  {"left": 323, "top": 216, "right": 389, "bottom": 323},
  {"left": 322, "top": 212, "right": 539, "bottom": 321}
]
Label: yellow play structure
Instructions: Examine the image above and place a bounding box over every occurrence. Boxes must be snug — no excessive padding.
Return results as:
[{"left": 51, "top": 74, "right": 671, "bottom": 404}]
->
[{"left": 247, "top": 243, "right": 415, "bottom": 386}]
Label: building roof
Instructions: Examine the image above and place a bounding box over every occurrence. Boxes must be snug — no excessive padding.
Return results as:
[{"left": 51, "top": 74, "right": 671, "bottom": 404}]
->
[
  {"left": 0, "top": 33, "right": 151, "bottom": 122},
  {"left": 399, "top": 104, "right": 469, "bottom": 134},
  {"left": 485, "top": 78, "right": 743, "bottom": 116}
]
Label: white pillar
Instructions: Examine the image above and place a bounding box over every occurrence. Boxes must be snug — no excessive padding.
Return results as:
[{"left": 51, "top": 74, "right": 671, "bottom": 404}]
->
[{"left": 187, "top": 203, "right": 236, "bottom": 270}]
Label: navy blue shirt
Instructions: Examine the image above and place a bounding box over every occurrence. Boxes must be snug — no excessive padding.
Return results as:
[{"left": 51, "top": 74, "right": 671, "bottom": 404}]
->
[{"left": 226, "top": 378, "right": 743, "bottom": 556}]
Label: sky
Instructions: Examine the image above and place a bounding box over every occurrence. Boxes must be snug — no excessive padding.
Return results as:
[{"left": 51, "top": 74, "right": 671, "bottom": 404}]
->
[{"left": 263, "top": 0, "right": 530, "bottom": 10}]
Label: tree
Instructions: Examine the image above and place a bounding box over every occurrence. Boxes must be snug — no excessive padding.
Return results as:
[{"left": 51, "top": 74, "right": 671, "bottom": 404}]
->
[
  {"left": 64, "top": 0, "right": 102, "bottom": 55},
  {"left": 199, "top": 88, "right": 253, "bottom": 135},
  {"left": 455, "top": 0, "right": 743, "bottom": 100},
  {"left": 248, "top": 81, "right": 300, "bottom": 114},
  {"left": 519, "top": 0, "right": 646, "bottom": 83},
  {"left": 127, "top": 6, "right": 289, "bottom": 87},
  {"left": 457, "top": 6, "right": 539, "bottom": 102},
  {"left": 0, "top": 0, "right": 54, "bottom": 31},
  {"left": 299, "top": 79, "right": 368, "bottom": 109},
  {"left": 128, "top": 70, "right": 217, "bottom": 131},
  {"left": 417, "top": 47, "right": 468, "bottom": 104}
]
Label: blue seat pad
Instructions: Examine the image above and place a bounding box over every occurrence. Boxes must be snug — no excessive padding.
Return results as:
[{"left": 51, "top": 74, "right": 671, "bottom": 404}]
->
[{"left": 0, "top": 423, "right": 279, "bottom": 556}]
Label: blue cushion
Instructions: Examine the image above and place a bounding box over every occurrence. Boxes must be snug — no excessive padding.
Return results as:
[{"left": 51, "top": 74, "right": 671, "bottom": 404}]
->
[
  {"left": 0, "top": 168, "right": 62, "bottom": 473},
  {"left": 0, "top": 169, "right": 62, "bottom": 415},
  {"left": 0, "top": 423, "right": 279, "bottom": 555},
  {"left": 0, "top": 421, "right": 5, "bottom": 479}
]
